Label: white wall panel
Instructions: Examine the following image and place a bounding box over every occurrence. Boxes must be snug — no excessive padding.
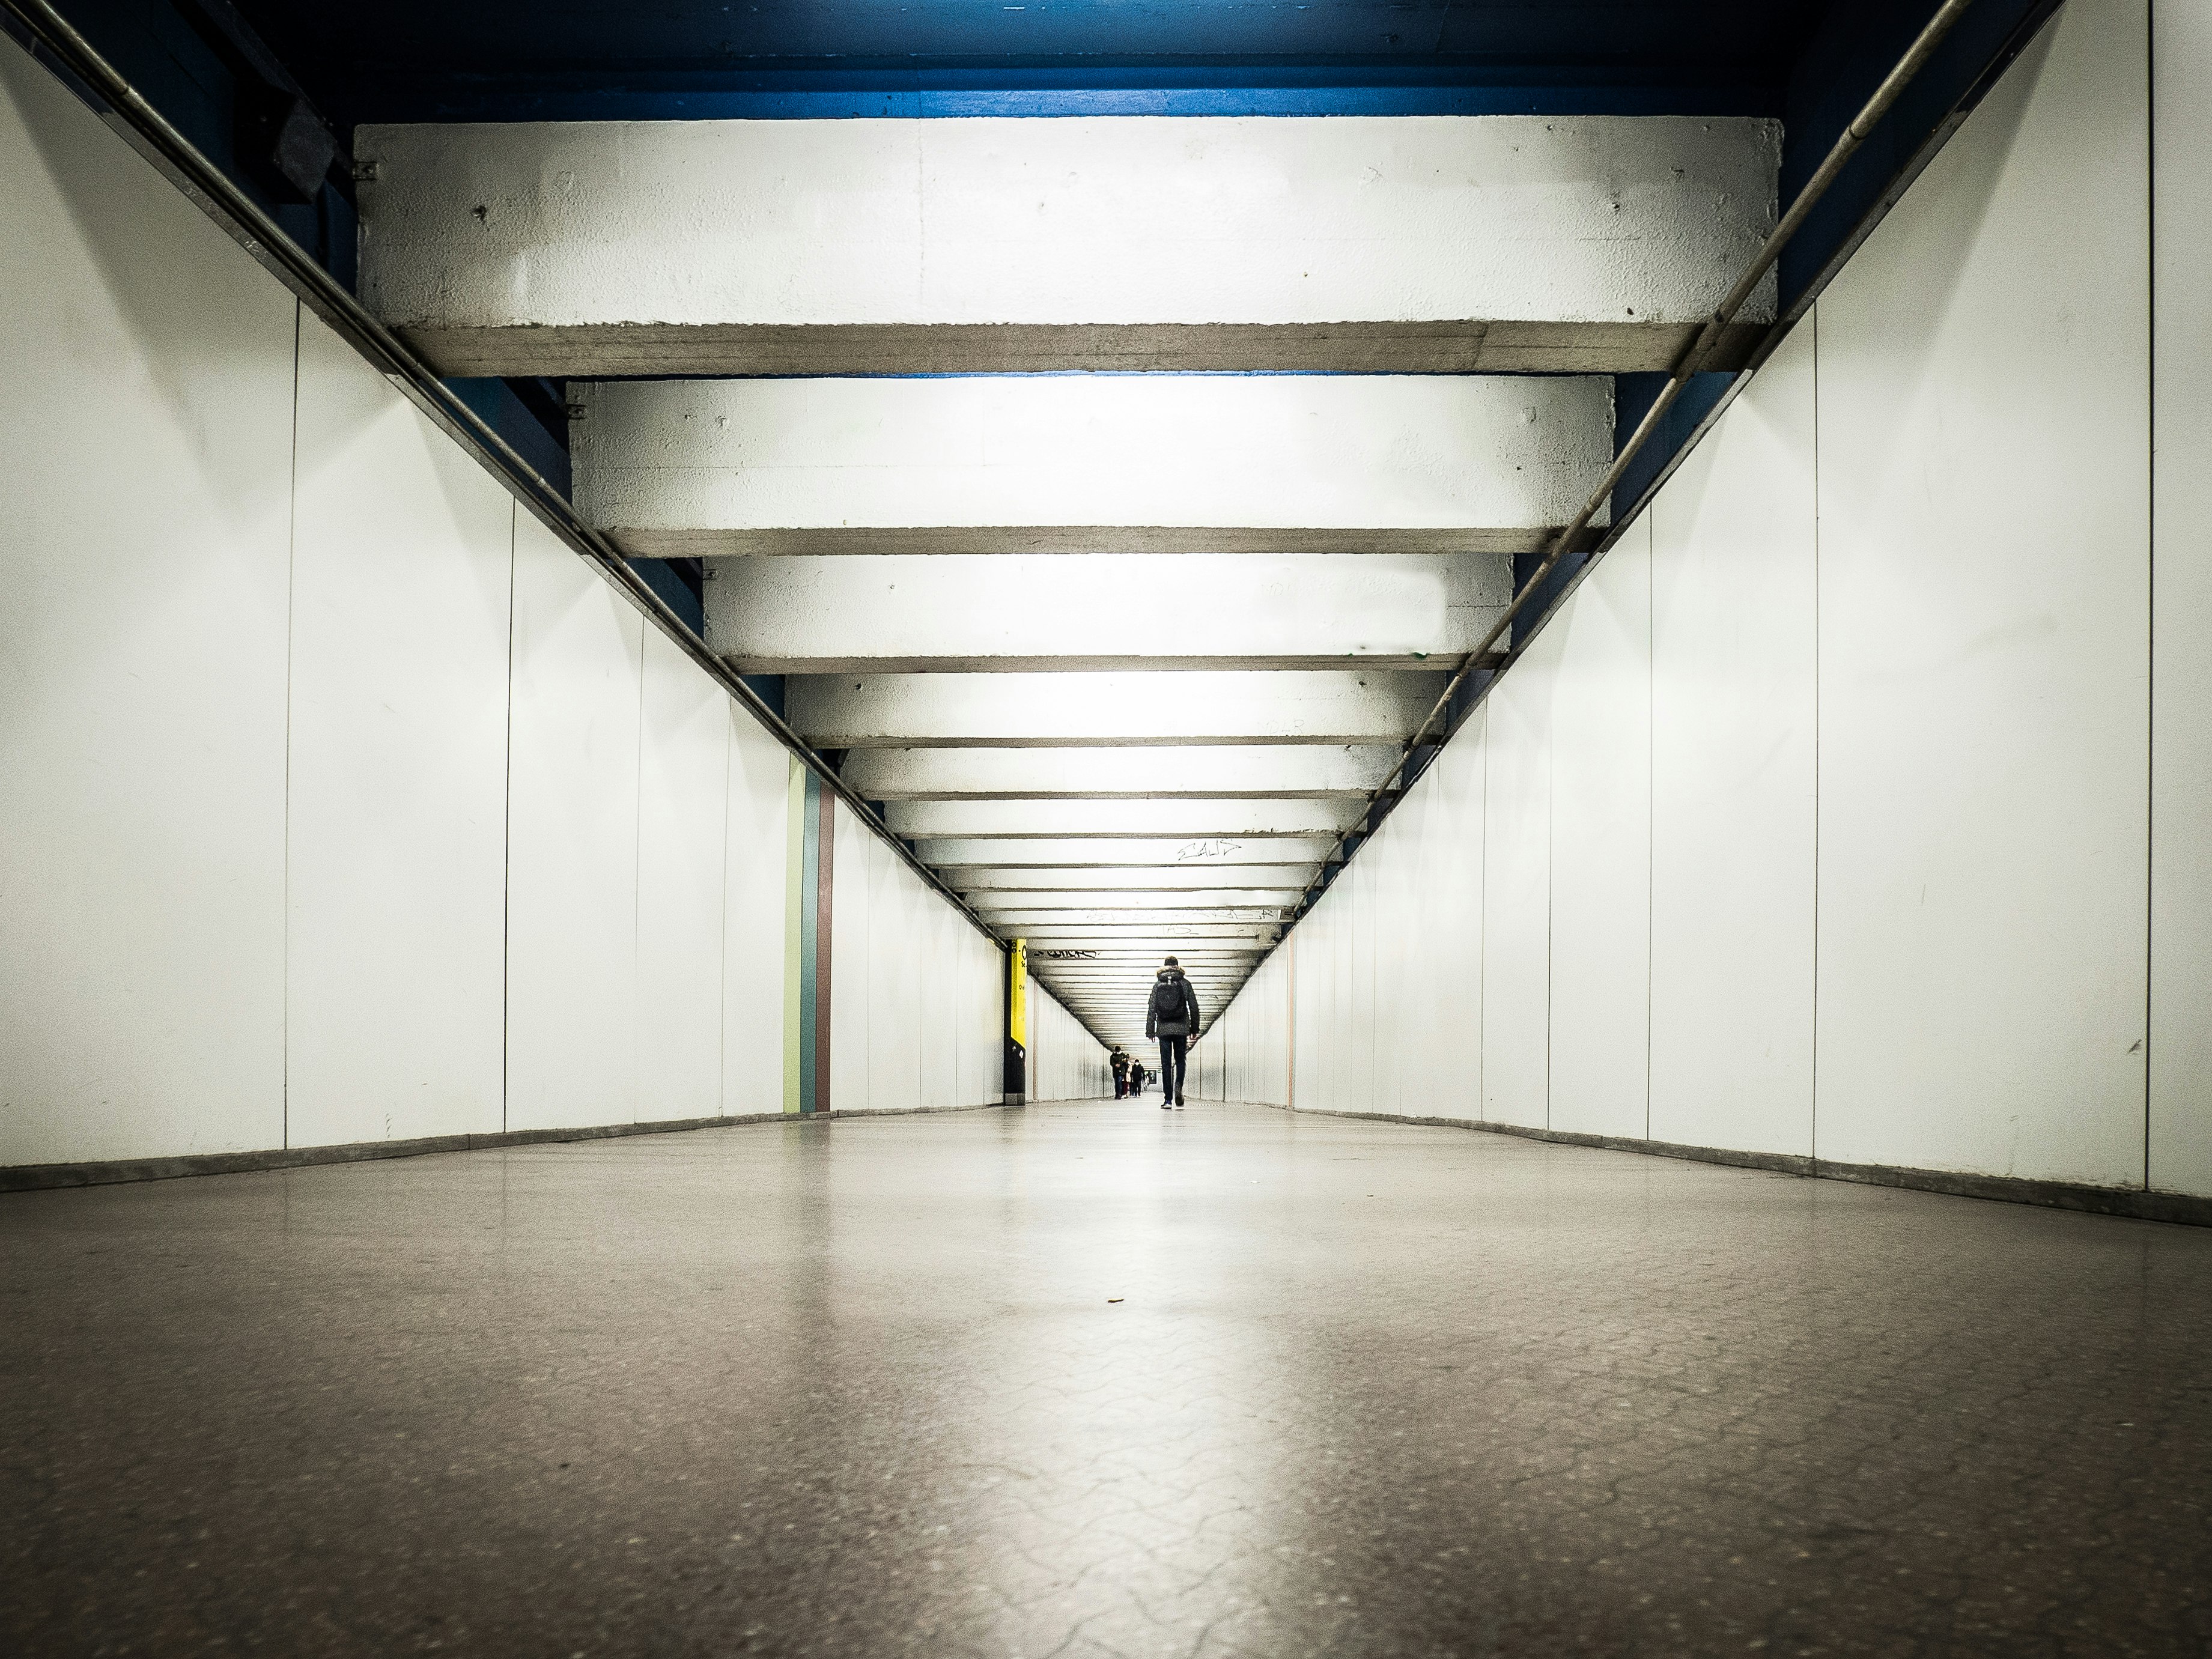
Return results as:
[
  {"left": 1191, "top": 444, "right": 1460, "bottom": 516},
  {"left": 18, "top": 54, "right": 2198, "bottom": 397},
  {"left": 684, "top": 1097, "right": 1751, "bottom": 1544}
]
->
[
  {"left": 0, "top": 40, "right": 294, "bottom": 1165},
  {"left": 637, "top": 630, "right": 731, "bottom": 1121},
  {"left": 963, "top": 925, "right": 1004, "bottom": 1109},
  {"left": 285, "top": 315, "right": 514, "bottom": 1150},
  {"left": 870, "top": 851, "right": 929, "bottom": 1112},
  {"left": 1330, "top": 876, "right": 1357, "bottom": 1114},
  {"left": 1367, "top": 811, "right": 1411, "bottom": 1118},
  {"left": 1215, "top": 963, "right": 1247, "bottom": 1102},
  {"left": 1546, "top": 524, "right": 1653, "bottom": 1141},
  {"left": 1268, "top": 944, "right": 1294, "bottom": 1105},
  {"left": 829, "top": 803, "right": 874, "bottom": 1112},
  {"left": 1813, "top": 0, "right": 2150, "bottom": 1184},
  {"left": 1483, "top": 629, "right": 1557, "bottom": 1128},
  {"left": 1289, "top": 897, "right": 1322, "bottom": 1110},
  {"left": 1029, "top": 982, "right": 1107, "bottom": 1102},
  {"left": 919, "top": 900, "right": 956, "bottom": 1110},
  {"left": 1028, "top": 979, "right": 1051, "bottom": 1101},
  {"left": 1346, "top": 853, "right": 1379, "bottom": 1114},
  {"left": 900, "top": 856, "right": 938, "bottom": 1105},
  {"left": 2150, "top": 0, "right": 2212, "bottom": 1196},
  {"left": 1423, "top": 717, "right": 1486, "bottom": 1120},
  {"left": 1307, "top": 899, "right": 1328, "bottom": 1111},
  {"left": 1370, "top": 782, "right": 1426, "bottom": 1121},
  {"left": 505, "top": 517, "right": 645, "bottom": 1130},
  {"left": 723, "top": 723, "right": 792, "bottom": 1118},
  {"left": 1296, "top": 883, "right": 1340, "bottom": 1113},
  {"left": 1366, "top": 783, "right": 1445, "bottom": 1121},
  {"left": 821, "top": 813, "right": 1009, "bottom": 1115},
  {"left": 1648, "top": 318, "right": 1819, "bottom": 1157}
]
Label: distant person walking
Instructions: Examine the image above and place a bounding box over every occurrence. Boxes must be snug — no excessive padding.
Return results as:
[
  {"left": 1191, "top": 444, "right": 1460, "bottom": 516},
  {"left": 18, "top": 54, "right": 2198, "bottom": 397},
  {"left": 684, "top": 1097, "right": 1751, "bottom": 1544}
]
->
[
  {"left": 1129, "top": 1063, "right": 1145, "bottom": 1098},
  {"left": 1111, "top": 1048, "right": 1129, "bottom": 1099},
  {"left": 1146, "top": 956, "right": 1201, "bottom": 1110}
]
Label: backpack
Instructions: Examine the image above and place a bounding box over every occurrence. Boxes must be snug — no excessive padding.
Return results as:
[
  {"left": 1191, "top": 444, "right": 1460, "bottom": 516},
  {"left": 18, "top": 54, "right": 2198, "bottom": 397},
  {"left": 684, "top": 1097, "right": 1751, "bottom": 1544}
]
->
[{"left": 1149, "top": 976, "right": 1186, "bottom": 1025}]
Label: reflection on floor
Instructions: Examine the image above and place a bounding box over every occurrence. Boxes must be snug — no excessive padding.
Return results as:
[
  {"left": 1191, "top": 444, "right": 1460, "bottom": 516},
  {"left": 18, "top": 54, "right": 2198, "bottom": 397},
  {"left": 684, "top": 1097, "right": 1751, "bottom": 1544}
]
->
[{"left": 4, "top": 1100, "right": 2209, "bottom": 1656}]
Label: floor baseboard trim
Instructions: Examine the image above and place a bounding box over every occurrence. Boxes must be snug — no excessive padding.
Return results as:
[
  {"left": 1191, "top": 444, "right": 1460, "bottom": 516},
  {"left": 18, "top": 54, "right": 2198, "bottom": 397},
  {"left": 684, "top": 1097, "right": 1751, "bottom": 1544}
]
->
[
  {"left": 825, "top": 1099, "right": 1019, "bottom": 1120},
  {"left": 0, "top": 1100, "right": 1019, "bottom": 1193},
  {"left": 1242, "top": 1100, "right": 2212, "bottom": 1227}
]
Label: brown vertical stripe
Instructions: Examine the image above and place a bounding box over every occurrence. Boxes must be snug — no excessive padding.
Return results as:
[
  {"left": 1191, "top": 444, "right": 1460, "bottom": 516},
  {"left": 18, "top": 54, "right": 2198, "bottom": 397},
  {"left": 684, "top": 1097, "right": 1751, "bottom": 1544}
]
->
[{"left": 814, "top": 784, "right": 836, "bottom": 1112}]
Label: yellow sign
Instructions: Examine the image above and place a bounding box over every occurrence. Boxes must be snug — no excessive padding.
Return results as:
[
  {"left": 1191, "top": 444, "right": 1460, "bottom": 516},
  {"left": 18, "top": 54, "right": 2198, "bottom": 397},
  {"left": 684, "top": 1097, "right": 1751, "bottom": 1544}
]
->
[{"left": 1009, "top": 938, "right": 1029, "bottom": 1049}]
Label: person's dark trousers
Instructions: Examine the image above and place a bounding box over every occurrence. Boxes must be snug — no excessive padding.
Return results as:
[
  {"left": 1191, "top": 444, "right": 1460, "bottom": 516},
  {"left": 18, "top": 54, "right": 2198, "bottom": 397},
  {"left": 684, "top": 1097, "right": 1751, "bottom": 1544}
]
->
[{"left": 1157, "top": 1035, "right": 1188, "bottom": 1105}]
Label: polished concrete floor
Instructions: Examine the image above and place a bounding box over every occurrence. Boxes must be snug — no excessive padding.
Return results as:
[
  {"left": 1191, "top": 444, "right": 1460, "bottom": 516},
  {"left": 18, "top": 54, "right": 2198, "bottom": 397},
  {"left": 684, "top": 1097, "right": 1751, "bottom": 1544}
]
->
[{"left": 4, "top": 1101, "right": 2210, "bottom": 1657}]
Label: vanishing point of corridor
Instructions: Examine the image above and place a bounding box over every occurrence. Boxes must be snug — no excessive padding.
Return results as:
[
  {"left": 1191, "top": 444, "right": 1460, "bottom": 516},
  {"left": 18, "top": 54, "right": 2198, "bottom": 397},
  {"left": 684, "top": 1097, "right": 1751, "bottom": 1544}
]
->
[{"left": 7, "top": 1101, "right": 2208, "bottom": 1657}]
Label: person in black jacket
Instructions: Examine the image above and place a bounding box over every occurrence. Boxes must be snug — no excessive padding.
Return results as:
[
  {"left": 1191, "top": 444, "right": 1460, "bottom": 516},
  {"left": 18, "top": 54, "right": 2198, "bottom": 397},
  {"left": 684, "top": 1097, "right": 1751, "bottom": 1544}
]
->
[
  {"left": 1146, "top": 956, "right": 1202, "bottom": 1110},
  {"left": 1110, "top": 1048, "right": 1129, "bottom": 1099}
]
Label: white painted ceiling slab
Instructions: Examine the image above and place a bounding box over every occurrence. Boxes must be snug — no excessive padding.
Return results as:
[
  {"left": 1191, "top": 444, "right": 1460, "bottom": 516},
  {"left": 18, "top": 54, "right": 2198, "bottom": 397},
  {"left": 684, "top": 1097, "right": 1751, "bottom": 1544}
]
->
[
  {"left": 359, "top": 114, "right": 1777, "bottom": 375},
  {"left": 579, "top": 375, "right": 1609, "bottom": 556}
]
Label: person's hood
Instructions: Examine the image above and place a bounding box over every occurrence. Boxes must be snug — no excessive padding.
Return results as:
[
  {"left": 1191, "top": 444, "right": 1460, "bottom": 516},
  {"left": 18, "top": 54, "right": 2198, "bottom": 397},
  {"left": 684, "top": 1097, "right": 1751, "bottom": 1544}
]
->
[{"left": 1157, "top": 967, "right": 1185, "bottom": 981}]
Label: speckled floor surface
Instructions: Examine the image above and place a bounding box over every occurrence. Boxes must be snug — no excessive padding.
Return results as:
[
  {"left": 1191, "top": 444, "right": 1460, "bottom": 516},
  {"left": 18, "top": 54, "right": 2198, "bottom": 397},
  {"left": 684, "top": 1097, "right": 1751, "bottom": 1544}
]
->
[{"left": 4, "top": 1100, "right": 2209, "bottom": 1657}]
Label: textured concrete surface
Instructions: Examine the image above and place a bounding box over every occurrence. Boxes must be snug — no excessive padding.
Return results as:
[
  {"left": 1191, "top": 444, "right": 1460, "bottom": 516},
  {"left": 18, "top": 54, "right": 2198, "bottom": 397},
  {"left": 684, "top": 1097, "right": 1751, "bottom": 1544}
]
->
[
  {"left": 576, "top": 377, "right": 1607, "bottom": 555},
  {"left": 841, "top": 748, "right": 1396, "bottom": 803},
  {"left": 357, "top": 116, "right": 1778, "bottom": 378},
  {"left": 4, "top": 1101, "right": 2209, "bottom": 1657},
  {"left": 702, "top": 553, "right": 1513, "bottom": 677},
  {"left": 787, "top": 670, "right": 1450, "bottom": 750}
]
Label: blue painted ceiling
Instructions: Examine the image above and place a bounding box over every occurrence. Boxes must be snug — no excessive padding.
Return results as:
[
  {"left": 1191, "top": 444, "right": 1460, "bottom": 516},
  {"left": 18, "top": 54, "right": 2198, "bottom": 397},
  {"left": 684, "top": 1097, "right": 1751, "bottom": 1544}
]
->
[{"left": 228, "top": 0, "right": 1837, "bottom": 123}]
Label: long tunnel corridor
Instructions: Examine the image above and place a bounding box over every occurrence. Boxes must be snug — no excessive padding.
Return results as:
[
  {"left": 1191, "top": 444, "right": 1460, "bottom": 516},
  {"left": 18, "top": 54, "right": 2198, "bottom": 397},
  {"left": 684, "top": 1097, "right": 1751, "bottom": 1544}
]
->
[{"left": 8, "top": 0, "right": 2212, "bottom": 1648}]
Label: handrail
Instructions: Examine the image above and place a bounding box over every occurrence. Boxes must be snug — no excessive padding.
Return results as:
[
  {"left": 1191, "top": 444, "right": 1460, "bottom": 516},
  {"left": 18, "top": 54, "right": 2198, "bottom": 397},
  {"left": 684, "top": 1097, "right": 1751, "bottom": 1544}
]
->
[
  {"left": 0, "top": 0, "right": 1007, "bottom": 949},
  {"left": 1288, "top": 0, "right": 1980, "bottom": 926}
]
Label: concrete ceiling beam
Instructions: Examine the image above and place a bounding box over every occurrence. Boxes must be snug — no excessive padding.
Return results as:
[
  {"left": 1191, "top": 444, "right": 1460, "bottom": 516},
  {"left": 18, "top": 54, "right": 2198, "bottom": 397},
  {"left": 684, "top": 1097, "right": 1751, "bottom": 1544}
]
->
[
  {"left": 950, "top": 865, "right": 1320, "bottom": 891},
  {"left": 1042, "top": 987, "right": 1241, "bottom": 1000},
  {"left": 842, "top": 745, "right": 1396, "bottom": 801},
  {"left": 357, "top": 115, "right": 1778, "bottom": 375},
  {"left": 580, "top": 377, "right": 1608, "bottom": 558},
  {"left": 1027, "top": 944, "right": 1263, "bottom": 956},
  {"left": 1038, "top": 971, "right": 1244, "bottom": 984},
  {"left": 992, "top": 908, "right": 1289, "bottom": 927},
  {"left": 1051, "top": 1011, "right": 1232, "bottom": 1021},
  {"left": 885, "top": 799, "right": 1354, "bottom": 839},
  {"left": 705, "top": 553, "right": 1510, "bottom": 674},
  {"left": 790, "top": 671, "right": 1447, "bottom": 748},
  {"left": 1008, "top": 924, "right": 1278, "bottom": 942},
  {"left": 1047, "top": 985, "right": 1235, "bottom": 999},
  {"left": 1030, "top": 959, "right": 1259, "bottom": 969},
  {"left": 918, "top": 837, "right": 1336, "bottom": 866},
  {"left": 970, "top": 889, "right": 1305, "bottom": 911}
]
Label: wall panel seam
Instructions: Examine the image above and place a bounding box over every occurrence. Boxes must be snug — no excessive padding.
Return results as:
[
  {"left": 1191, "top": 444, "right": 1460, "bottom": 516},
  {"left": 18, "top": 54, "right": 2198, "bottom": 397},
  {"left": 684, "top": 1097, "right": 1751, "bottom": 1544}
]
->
[
  {"left": 500, "top": 501, "right": 517, "bottom": 1135},
  {"left": 2143, "top": 0, "right": 2157, "bottom": 1192},
  {"left": 1645, "top": 517, "right": 1655, "bottom": 1144},
  {"left": 1809, "top": 304, "right": 1822, "bottom": 1165},
  {"left": 631, "top": 635, "right": 647, "bottom": 1123},
  {"left": 281, "top": 299, "right": 301, "bottom": 1151}
]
